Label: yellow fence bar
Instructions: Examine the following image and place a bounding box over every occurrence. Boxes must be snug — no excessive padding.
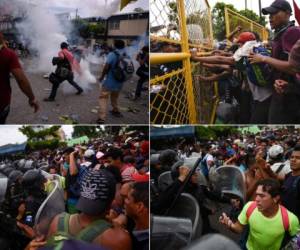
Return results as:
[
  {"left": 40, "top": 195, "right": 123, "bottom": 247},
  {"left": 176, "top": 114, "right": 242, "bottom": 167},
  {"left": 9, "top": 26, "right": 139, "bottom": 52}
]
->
[
  {"left": 150, "top": 52, "right": 190, "bottom": 65},
  {"left": 177, "top": 0, "right": 197, "bottom": 124},
  {"left": 150, "top": 0, "right": 217, "bottom": 124},
  {"left": 225, "top": 7, "right": 269, "bottom": 41}
]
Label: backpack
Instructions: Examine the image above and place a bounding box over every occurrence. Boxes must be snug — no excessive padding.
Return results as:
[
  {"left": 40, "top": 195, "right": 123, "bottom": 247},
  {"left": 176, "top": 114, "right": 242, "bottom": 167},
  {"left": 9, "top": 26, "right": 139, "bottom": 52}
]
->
[
  {"left": 246, "top": 202, "right": 296, "bottom": 249},
  {"left": 47, "top": 213, "right": 112, "bottom": 247},
  {"left": 244, "top": 46, "right": 271, "bottom": 87},
  {"left": 112, "top": 50, "right": 134, "bottom": 82}
]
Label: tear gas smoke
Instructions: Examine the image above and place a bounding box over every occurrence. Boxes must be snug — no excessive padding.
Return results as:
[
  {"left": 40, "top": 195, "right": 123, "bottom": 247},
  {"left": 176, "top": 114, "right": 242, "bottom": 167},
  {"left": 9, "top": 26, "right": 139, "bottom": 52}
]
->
[{"left": 1, "top": 0, "right": 148, "bottom": 93}]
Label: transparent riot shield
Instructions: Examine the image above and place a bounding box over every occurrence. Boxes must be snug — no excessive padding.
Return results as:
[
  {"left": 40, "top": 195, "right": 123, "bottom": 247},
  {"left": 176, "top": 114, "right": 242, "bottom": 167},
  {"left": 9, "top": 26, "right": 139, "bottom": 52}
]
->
[
  {"left": 183, "top": 157, "right": 207, "bottom": 187},
  {"left": 151, "top": 215, "right": 193, "bottom": 250},
  {"left": 211, "top": 165, "right": 246, "bottom": 203},
  {"left": 34, "top": 180, "right": 65, "bottom": 236},
  {"left": 167, "top": 193, "right": 202, "bottom": 239},
  {"left": 24, "top": 160, "right": 34, "bottom": 170},
  {"left": 0, "top": 175, "right": 8, "bottom": 204}
]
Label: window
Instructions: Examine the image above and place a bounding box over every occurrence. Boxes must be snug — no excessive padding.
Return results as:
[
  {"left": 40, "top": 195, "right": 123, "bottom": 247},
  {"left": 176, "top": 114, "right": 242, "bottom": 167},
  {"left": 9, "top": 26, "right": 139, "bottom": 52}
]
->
[{"left": 109, "top": 20, "right": 120, "bottom": 30}]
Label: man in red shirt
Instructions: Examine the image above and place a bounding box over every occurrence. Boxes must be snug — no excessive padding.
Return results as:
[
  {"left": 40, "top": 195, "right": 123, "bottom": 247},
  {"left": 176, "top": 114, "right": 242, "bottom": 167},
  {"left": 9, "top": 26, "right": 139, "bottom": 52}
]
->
[{"left": 0, "top": 32, "right": 39, "bottom": 123}]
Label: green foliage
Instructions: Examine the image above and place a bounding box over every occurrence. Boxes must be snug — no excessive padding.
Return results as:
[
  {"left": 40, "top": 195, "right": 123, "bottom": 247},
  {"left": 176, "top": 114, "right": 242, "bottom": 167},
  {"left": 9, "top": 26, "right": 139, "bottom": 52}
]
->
[
  {"left": 87, "top": 23, "right": 105, "bottom": 37},
  {"left": 19, "top": 126, "right": 63, "bottom": 151},
  {"left": 27, "top": 139, "right": 60, "bottom": 151},
  {"left": 19, "top": 126, "right": 61, "bottom": 140},
  {"left": 72, "top": 126, "right": 103, "bottom": 138},
  {"left": 195, "top": 126, "right": 238, "bottom": 140},
  {"left": 212, "top": 2, "right": 237, "bottom": 41},
  {"left": 212, "top": 2, "right": 266, "bottom": 41},
  {"left": 239, "top": 9, "right": 266, "bottom": 26},
  {"left": 71, "top": 18, "right": 105, "bottom": 38},
  {"left": 168, "top": 1, "right": 178, "bottom": 25}
]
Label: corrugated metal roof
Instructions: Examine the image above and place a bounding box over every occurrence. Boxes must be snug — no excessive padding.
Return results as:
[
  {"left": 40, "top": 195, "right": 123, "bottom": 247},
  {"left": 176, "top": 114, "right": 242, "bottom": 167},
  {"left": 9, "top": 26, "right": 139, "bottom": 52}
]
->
[{"left": 0, "top": 142, "right": 27, "bottom": 155}]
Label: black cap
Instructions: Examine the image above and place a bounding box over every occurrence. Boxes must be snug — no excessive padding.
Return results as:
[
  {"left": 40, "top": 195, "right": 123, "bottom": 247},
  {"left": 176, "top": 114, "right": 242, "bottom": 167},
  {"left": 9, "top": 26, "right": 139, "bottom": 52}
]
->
[
  {"left": 76, "top": 170, "right": 116, "bottom": 215},
  {"left": 262, "top": 0, "right": 292, "bottom": 15},
  {"left": 103, "top": 147, "right": 123, "bottom": 160}
]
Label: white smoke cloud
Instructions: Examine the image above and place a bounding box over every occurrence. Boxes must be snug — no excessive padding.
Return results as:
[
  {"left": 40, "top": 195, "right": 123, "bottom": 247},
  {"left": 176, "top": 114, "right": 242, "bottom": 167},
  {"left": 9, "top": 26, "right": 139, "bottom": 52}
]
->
[{"left": 45, "top": 0, "right": 121, "bottom": 18}]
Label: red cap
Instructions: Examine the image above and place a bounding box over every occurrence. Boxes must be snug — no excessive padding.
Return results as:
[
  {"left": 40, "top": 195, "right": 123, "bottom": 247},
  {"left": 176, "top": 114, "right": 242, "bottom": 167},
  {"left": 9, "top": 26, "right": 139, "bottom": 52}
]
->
[
  {"left": 132, "top": 173, "right": 149, "bottom": 182},
  {"left": 237, "top": 32, "right": 256, "bottom": 44},
  {"left": 140, "top": 141, "right": 149, "bottom": 155}
]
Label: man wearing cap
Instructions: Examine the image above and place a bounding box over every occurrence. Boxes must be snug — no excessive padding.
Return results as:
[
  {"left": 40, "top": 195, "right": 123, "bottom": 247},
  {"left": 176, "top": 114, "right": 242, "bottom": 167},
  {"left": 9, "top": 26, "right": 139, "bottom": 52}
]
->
[
  {"left": 257, "top": 0, "right": 300, "bottom": 123},
  {"left": 0, "top": 32, "right": 39, "bottom": 123},
  {"left": 46, "top": 170, "right": 132, "bottom": 250},
  {"left": 69, "top": 148, "right": 95, "bottom": 182}
]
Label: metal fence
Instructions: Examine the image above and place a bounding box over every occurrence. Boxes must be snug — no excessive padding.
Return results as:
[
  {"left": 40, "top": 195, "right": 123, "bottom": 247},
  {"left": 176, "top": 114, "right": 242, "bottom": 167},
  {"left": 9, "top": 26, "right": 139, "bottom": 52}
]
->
[
  {"left": 224, "top": 8, "right": 269, "bottom": 42},
  {"left": 150, "top": 0, "right": 218, "bottom": 124}
]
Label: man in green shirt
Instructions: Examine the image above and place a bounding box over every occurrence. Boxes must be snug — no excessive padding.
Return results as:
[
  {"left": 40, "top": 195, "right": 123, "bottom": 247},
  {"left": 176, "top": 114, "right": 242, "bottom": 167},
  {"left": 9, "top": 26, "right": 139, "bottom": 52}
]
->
[{"left": 219, "top": 178, "right": 299, "bottom": 250}]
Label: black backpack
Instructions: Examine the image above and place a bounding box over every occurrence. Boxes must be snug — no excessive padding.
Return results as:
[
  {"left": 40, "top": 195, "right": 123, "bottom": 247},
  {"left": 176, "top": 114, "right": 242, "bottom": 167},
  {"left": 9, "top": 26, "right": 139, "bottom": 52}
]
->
[{"left": 112, "top": 50, "right": 134, "bottom": 82}]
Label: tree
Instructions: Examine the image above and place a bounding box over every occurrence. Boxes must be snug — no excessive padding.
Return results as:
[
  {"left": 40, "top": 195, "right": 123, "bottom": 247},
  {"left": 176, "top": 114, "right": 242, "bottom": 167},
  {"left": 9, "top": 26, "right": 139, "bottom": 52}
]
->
[
  {"left": 19, "top": 126, "right": 63, "bottom": 151},
  {"left": 239, "top": 9, "right": 266, "bottom": 27},
  {"left": 72, "top": 126, "right": 103, "bottom": 138},
  {"left": 88, "top": 23, "right": 105, "bottom": 37},
  {"left": 212, "top": 2, "right": 237, "bottom": 41},
  {"left": 195, "top": 126, "right": 238, "bottom": 140},
  {"left": 212, "top": 2, "right": 266, "bottom": 41}
]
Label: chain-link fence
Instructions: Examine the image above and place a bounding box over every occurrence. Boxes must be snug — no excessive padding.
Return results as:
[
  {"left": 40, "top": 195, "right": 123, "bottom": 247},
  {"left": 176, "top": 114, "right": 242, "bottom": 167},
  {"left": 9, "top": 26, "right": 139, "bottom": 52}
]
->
[
  {"left": 225, "top": 8, "right": 269, "bottom": 42},
  {"left": 150, "top": 0, "right": 218, "bottom": 124}
]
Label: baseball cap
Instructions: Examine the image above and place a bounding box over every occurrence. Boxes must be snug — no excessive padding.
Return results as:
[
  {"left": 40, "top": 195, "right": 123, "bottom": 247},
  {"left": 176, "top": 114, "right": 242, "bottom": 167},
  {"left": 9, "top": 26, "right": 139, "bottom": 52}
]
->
[
  {"left": 236, "top": 32, "right": 256, "bottom": 44},
  {"left": 140, "top": 141, "right": 149, "bottom": 155},
  {"left": 103, "top": 147, "right": 123, "bottom": 160},
  {"left": 132, "top": 172, "right": 149, "bottom": 182},
  {"left": 96, "top": 151, "right": 104, "bottom": 159},
  {"left": 262, "top": 0, "right": 292, "bottom": 15},
  {"left": 268, "top": 145, "right": 284, "bottom": 158},
  {"left": 84, "top": 149, "right": 95, "bottom": 158},
  {"left": 76, "top": 170, "right": 116, "bottom": 215},
  {"left": 62, "top": 147, "right": 74, "bottom": 155}
]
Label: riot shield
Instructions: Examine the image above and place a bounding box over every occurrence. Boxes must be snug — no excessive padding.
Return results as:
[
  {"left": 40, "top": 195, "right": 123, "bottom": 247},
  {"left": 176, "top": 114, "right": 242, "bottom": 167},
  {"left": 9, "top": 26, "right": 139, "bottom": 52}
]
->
[
  {"left": 158, "top": 171, "right": 173, "bottom": 192},
  {"left": 0, "top": 175, "right": 8, "bottom": 204},
  {"left": 24, "top": 160, "right": 34, "bottom": 170},
  {"left": 151, "top": 215, "right": 193, "bottom": 250},
  {"left": 211, "top": 165, "right": 246, "bottom": 203},
  {"left": 183, "top": 157, "right": 207, "bottom": 187},
  {"left": 167, "top": 193, "right": 202, "bottom": 239},
  {"left": 34, "top": 180, "right": 65, "bottom": 236}
]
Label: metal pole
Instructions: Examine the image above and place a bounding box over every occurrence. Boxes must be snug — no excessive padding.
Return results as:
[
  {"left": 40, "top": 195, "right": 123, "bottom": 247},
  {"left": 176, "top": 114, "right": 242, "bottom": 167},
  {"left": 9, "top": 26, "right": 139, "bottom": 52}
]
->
[
  {"left": 245, "top": 0, "right": 247, "bottom": 10},
  {"left": 258, "top": 0, "right": 262, "bottom": 19}
]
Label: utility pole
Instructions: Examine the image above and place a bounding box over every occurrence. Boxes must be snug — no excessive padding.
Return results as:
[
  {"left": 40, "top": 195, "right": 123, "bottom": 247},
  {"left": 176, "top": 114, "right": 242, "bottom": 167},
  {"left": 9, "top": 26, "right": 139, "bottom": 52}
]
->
[
  {"left": 245, "top": 0, "right": 247, "bottom": 10},
  {"left": 75, "top": 8, "right": 78, "bottom": 19},
  {"left": 258, "top": 0, "right": 262, "bottom": 19}
]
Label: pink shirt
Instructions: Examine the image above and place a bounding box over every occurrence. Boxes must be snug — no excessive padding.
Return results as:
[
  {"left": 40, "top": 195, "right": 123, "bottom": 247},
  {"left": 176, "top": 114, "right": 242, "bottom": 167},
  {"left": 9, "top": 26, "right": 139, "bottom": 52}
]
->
[{"left": 59, "top": 49, "right": 81, "bottom": 74}]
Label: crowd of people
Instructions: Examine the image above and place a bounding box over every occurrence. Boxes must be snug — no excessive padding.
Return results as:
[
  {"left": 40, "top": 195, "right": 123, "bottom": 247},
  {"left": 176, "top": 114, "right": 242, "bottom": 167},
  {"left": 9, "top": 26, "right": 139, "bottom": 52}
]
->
[
  {"left": 190, "top": 0, "right": 300, "bottom": 124},
  {"left": 0, "top": 29, "right": 149, "bottom": 124},
  {"left": 0, "top": 132, "right": 149, "bottom": 250},
  {"left": 150, "top": 127, "right": 300, "bottom": 250}
]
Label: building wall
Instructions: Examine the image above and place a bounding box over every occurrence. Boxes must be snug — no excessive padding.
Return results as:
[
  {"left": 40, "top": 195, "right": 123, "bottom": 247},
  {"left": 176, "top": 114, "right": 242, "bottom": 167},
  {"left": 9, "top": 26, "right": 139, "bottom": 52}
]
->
[{"left": 108, "top": 18, "right": 148, "bottom": 37}]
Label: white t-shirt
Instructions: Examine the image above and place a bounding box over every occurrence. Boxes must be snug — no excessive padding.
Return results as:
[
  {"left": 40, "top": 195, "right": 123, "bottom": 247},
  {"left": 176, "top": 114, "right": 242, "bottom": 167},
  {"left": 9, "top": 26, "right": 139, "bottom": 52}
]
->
[{"left": 271, "top": 160, "right": 291, "bottom": 179}]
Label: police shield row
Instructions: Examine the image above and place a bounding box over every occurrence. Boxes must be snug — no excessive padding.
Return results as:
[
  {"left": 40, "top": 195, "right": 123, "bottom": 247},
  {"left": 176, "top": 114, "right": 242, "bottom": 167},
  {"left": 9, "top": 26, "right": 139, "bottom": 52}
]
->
[
  {"left": 151, "top": 129, "right": 300, "bottom": 250},
  {"left": 0, "top": 135, "right": 149, "bottom": 250}
]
